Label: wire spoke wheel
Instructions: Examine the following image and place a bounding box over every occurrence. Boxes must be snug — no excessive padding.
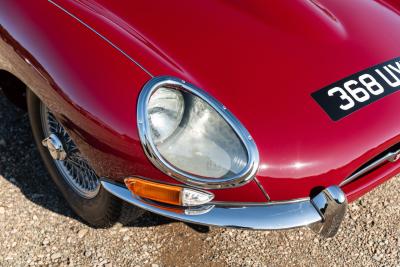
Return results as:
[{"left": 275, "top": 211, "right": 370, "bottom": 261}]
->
[{"left": 40, "top": 103, "right": 100, "bottom": 199}]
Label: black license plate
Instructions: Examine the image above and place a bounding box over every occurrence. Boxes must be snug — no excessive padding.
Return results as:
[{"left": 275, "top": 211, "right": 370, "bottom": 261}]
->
[{"left": 312, "top": 57, "right": 400, "bottom": 121}]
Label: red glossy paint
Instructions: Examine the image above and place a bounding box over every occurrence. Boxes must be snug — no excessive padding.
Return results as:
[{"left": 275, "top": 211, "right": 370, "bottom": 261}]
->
[
  {"left": 0, "top": 0, "right": 266, "bottom": 203},
  {"left": 1, "top": 0, "right": 400, "bottom": 203}
]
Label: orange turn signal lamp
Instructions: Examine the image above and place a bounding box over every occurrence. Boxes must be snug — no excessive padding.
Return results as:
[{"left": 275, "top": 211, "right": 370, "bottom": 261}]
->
[
  {"left": 125, "top": 178, "right": 182, "bottom": 205},
  {"left": 124, "top": 178, "right": 214, "bottom": 207}
]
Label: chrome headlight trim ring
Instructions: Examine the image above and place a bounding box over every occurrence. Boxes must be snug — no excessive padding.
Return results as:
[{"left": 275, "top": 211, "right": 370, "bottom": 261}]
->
[{"left": 137, "top": 76, "right": 260, "bottom": 189}]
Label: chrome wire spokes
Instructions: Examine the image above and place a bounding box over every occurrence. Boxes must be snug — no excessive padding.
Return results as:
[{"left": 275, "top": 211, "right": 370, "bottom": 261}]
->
[{"left": 40, "top": 104, "right": 100, "bottom": 199}]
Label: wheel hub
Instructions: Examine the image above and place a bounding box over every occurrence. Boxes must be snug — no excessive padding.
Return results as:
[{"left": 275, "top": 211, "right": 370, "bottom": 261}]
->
[{"left": 42, "top": 134, "right": 67, "bottom": 161}]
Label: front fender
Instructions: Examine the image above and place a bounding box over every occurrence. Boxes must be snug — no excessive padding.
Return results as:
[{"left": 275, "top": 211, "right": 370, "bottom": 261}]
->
[{"left": 0, "top": 0, "right": 268, "bottom": 203}]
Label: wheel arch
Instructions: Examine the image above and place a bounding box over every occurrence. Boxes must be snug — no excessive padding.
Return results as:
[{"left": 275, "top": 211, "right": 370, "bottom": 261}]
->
[{"left": 0, "top": 69, "right": 27, "bottom": 110}]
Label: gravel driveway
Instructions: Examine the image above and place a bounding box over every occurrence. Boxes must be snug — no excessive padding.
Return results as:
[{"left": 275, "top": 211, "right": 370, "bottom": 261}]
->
[{"left": 0, "top": 92, "right": 399, "bottom": 267}]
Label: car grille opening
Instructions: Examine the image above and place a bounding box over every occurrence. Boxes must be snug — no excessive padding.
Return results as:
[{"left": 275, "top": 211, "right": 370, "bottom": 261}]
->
[{"left": 340, "top": 142, "right": 400, "bottom": 186}]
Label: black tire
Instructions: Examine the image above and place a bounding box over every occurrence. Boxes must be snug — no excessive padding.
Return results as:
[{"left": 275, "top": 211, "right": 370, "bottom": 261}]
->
[{"left": 27, "top": 89, "right": 143, "bottom": 227}]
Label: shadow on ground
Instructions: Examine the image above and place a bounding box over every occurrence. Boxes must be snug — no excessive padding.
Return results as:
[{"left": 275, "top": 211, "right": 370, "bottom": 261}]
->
[{"left": 0, "top": 92, "right": 209, "bottom": 233}]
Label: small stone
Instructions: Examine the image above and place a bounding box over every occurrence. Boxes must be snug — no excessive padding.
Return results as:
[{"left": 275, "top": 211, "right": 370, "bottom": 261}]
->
[
  {"left": 0, "top": 138, "right": 6, "bottom": 147},
  {"left": 84, "top": 250, "right": 92, "bottom": 257},
  {"left": 51, "top": 253, "right": 61, "bottom": 260},
  {"left": 77, "top": 229, "right": 88, "bottom": 239},
  {"left": 0, "top": 206, "right": 5, "bottom": 214},
  {"left": 99, "top": 259, "right": 108, "bottom": 265}
]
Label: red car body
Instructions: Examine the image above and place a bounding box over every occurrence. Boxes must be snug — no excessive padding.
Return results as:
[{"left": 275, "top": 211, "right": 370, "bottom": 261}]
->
[{"left": 1, "top": 0, "right": 400, "bottom": 236}]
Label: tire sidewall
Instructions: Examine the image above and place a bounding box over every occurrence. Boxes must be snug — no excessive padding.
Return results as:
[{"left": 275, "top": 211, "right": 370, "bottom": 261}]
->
[{"left": 27, "top": 90, "right": 121, "bottom": 227}]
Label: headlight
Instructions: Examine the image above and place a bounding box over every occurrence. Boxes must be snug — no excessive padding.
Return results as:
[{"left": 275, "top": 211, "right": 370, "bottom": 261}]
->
[{"left": 137, "top": 76, "right": 259, "bottom": 189}]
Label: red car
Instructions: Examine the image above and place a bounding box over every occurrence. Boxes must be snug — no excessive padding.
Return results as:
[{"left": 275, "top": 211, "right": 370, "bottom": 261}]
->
[{"left": 1, "top": 1, "right": 400, "bottom": 238}]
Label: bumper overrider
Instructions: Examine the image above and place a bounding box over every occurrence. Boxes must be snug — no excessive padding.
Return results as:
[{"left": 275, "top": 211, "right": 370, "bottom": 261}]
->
[{"left": 101, "top": 179, "right": 347, "bottom": 238}]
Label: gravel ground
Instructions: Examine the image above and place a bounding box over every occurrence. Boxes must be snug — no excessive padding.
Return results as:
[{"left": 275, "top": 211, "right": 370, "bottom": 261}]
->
[{"left": 0, "top": 92, "right": 399, "bottom": 267}]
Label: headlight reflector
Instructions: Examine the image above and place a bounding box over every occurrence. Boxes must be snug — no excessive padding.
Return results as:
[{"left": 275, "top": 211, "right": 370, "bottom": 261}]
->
[
  {"left": 148, "top": 88, "right": 184, "bottom": 144},
  {"left": 138, "top": 77, "right": 259, "bottom": 188}
]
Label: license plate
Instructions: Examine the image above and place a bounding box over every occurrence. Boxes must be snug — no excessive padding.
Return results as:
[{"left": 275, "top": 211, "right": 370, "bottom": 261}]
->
[{"left": 312, "top": 57, "right": 400, "bottom": 121}]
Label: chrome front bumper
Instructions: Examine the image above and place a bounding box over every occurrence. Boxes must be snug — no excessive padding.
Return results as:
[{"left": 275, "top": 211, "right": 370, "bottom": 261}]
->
[{"left": 101, "top": 180, "right": 347, "bottom": 238}]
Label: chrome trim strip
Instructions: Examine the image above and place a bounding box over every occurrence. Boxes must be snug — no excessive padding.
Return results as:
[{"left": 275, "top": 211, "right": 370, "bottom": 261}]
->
[
  {"left": 137, "top": 76, "right": 260, "bottom": 189},
  {"left": 209, "top": 201, "right": 270, "bottom": 206},
  {"left": 48, "top": 0, "right": 153, "bottom": 78},
  {"left": 339, "top": 149, "right": 400, "bottom": 187},
  {"left": 211, "top": 197, "right": 309, "bottom": 206},
  {"left": 101, "top": 179, "right": 347, "bottom": 236}
]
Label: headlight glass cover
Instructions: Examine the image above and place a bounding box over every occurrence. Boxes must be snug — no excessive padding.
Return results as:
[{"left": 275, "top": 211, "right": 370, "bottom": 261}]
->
[{"left": 137, "top": 77, "right": 259, "bottom": 188}]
